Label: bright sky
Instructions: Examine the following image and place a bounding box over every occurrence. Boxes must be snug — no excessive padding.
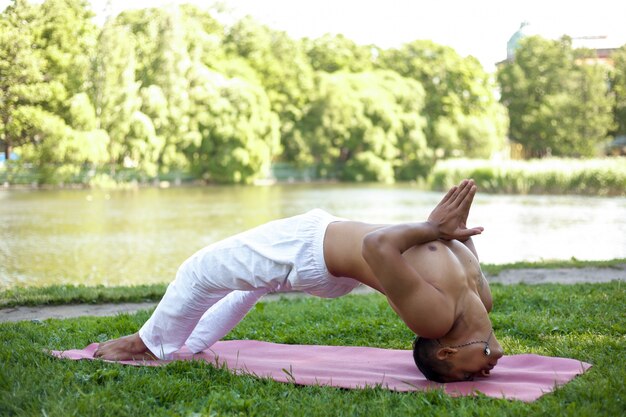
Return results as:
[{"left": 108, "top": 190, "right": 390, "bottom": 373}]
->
[{"left": 3, "top": 0, "right": 626, "bottom": 72}]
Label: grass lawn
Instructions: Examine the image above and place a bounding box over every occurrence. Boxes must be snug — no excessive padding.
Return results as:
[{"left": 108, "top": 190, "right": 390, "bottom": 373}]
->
[
  {"left": 0, "top": 282, "right": 624, "bottom": 416},
  {"left": 1, "top": 258, "right": 624, "bottom": 308}
]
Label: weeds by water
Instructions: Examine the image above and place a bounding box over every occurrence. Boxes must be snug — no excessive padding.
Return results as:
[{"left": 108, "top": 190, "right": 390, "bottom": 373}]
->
[
  {"left": 429, "top": 158, "right": 626, "bottom": 196},
  {"left": 0, "top": 283, "right": 624, "bottom": 416}
]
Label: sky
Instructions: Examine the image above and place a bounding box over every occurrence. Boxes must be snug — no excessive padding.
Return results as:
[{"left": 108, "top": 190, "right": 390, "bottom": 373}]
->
[{"left": 2, "top": 0, "right": 626, "bottom": 72}]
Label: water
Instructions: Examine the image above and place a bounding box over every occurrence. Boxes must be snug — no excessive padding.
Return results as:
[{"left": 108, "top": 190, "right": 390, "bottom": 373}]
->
[{"left": 1, "top": 184, "right": 625, "bottom": 289}]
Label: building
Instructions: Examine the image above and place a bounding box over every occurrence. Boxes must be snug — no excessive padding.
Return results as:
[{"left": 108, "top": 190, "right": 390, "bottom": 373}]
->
[{"left": 502, "top": 21, "right": 625, "bottom": 67}]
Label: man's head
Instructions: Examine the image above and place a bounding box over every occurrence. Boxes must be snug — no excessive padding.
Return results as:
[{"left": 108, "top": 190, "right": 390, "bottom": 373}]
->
[
  {"left": 413, "top": 332, "right": 503, "bottom": 382},
  {"left": 412, "top": 337, "right": 452, "bottom": 382}
]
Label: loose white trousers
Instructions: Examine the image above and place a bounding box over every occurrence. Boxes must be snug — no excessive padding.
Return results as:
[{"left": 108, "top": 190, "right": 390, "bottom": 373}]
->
[{"left": 138, "top": 209, "right": 360, "bottom": 359}]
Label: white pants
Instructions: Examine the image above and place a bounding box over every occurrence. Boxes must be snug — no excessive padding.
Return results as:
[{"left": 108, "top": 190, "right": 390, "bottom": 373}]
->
[{"left": 139, "top": 209, "right": 360, "bottom": 359}]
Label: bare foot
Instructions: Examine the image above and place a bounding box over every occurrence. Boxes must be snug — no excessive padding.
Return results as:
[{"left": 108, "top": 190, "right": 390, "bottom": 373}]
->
[{"left": 94, "top": 333, "right": 157, "bottom": 360}]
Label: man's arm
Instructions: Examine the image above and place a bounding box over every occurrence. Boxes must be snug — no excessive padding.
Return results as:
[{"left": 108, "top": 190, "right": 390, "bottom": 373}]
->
[
  {"left": 362, "top": 221, "right": 454, "bottom": 338},
  {"left": 361, "top": 180, "right": 483, "bottom": 338},
  {"left": 461, "top": 236, "right": 479, "bottom": 260},
  {"left": 459, "top": 236, "right": 494, "bottom": 312}
]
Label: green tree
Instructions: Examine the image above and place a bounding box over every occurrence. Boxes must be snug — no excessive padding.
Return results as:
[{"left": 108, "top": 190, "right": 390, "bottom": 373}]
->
[
  {"left": 124, "top": 111, "right": 161, "bottom": 177},
  {"left": 17, "top": 94, "right": 109, "bottom": 184},
  {"left": 185, "top": 64, "right": 279, "bottom": 183},
  {"left": 498, "top": 36, "right": 614, "bottom": 157},
  {"left": 1, "top": 0, "right": 107, "bottom": 183},
  {"left": 612, "top": 45, "right": 626, "bottom": 136},
  {"left": 295, "top": 70, "right": 430, "bottom": 182},
  {"left": 304, "top": 34, "right": 374, "bottom": 73},
  {"left": 179, "top": 4, "right": 225, "bottom": 68},
  {"left": 378, "top": 40, "right": 507, "bottom": 158},
  {"left": 0, "top": 0, "right": 50, "bottom": 160},
  {"left": 91, "top": 19, "right": 141, "bottom": 169},
  {"left": 33, "top": 0, "right": 98, "bottom": 121},
  {"left": 115, "top": 7, "right": 193, "bottom": 171},
  {"left": 151, "top": 8, "right": 192, "bottom": 170},
  {"left": 136, "top": 84, "right": 168, "bottom": 172},
  {"left": 224, "top": 17, "right": 315, "bottom": 156}
]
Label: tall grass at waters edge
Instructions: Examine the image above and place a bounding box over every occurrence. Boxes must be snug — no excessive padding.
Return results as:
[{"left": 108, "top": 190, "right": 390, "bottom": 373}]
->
[
  {"left": 3, "top": 158, "right": 625, "bottom": 195},
  {"left": 0, "top": 283, "right": 624, "bottom": 416},
  {"left": 429, "top": 158, "right": 626, "bottom": 196}
]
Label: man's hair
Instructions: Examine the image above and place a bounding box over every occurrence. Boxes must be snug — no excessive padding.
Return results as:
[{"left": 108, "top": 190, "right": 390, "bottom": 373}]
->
[{"left": 412, "top": 336, "right": 452, "bottom": 383}]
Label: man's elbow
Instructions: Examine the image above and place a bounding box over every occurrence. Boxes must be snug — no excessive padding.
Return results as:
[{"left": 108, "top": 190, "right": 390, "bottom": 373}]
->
[{"left": 361, "top": 232, "right": 387, "bottom": 263}]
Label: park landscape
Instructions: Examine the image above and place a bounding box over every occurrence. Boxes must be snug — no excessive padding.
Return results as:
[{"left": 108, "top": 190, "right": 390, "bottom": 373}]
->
[{"left": 0, "top": 0, "right": 625, "bottom": 416}]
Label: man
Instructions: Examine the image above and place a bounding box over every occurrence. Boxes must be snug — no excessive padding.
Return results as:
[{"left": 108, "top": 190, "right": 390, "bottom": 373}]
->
[{"left": 95, "top": 179, "right": 503, "bottom": 382}]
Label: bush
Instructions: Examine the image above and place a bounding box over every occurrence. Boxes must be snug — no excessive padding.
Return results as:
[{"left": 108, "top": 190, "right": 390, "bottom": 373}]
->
[{"left": 341, "top": 151, "right": 395, "bottom": 183}]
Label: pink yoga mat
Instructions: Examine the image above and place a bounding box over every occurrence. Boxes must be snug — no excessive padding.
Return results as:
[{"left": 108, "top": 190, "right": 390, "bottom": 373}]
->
[{"left": 50, "top": 340, "right": 591, "bottom": 402}]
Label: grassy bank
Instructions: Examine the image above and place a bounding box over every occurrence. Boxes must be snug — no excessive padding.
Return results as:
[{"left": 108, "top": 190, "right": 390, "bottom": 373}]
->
[
  {"left": 0, "top": 284, "right": 168, "bottom": 309},
  {"left": 429, "top": 158, "right": 626, "bottom": 196},
  {"left": 479, "top": 257, "right": 626, "bottom": 276},
  {"left": 0, "top": 283, "right": 624, "bottom": 416},
  {"left": 1, "top": 258, "right": 624, "bottom": 308}
]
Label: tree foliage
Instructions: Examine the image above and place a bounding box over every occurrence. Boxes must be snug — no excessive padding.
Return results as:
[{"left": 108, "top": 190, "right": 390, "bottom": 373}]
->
[
  {"left": 612, "top": 45, "right": 626, "bottom": 136},
  {"left": 223, "top": 17, "right": 315, "bottom": 161},
  {"left": 91, "top": 20, "right": 141, "bottom": 167},
  {"left": 185, "top": 64, "right": 279, "bottom": 183},
  {"left": 0, "top": 0, "right": 108, "bottom": 183},
  {"left": 377, "top": 40, "right": 508, "bottom": 158},
  {"left": 498, "top": 36, "right": 614, "bottom": 157},
  {"left": 304, "top": 34, "right": 374, "bottom": 73},
  {"left": 295, "top": 71, "right": 430, "bottom": 182},
  {"left": 0, "top": 1, "right": 621, "bottom": 185}
]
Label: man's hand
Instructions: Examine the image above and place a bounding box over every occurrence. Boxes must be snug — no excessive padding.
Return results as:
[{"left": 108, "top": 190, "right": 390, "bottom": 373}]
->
[{"left": 427, "top": 179, "right": 483, "bottom": 241}]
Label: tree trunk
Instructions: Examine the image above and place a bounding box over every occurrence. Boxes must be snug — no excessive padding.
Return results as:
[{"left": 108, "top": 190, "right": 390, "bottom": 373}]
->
[{"left": 4, "top": 143, "right": 10, "bottom": 162}]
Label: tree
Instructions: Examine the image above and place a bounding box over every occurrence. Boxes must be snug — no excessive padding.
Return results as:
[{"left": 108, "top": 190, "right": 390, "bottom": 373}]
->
[
  {"left": 303, "top": 33, "right": 374, "bottom": 73},
  {"left": 184, "top": 64, "right": 279, "bottom": 183},
  {"left": 224, "top": 17, "right": 315, "bottom": 156},
  {"left": 498, "top": 36, "right": 614, "bottom": 157},
  {"left": 179, "top": 4, "right": 225, "bottom": 68},
  {"left": 151, "top": 7, "right": 192, "bottom": 170},
  {"left": 378, "top": 40, "right": 507, "bottom": 158},
  {"left": 124, "top": 111, "right": 161, "bottom": 177},
  {"left": 91, "top": 19, "right": 141, "bottom": 168},
  {"left": 612, "top": 45, "right": 626, "bottom": 136},
  {"left": 16, "top": 94, "right": 109, "bottom": 184},
  {"left": 0, "top": 0, "right": 50, "bottom": 160},
  {"left": 34, "top": 0, "right": 98, "bottom": 119},
  {"left": 295, "top": 70, "right": 430, "bottom": 182},
  {"left": 0, "top": 0, "right": 111, "bottom": 182},
  {"left": 115, "top": 7, "right": 193, "bottom": 171}
]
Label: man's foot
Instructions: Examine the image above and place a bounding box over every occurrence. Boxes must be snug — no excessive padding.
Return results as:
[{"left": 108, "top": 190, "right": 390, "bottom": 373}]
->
[{"left": 94, "top": 333, "right": 157, "bottom": 360}]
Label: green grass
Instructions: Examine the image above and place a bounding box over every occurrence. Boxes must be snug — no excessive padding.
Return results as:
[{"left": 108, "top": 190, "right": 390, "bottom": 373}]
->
[
  {"left": 1, "top": 283, "right": 624, "bottom": 416},
  {"left": 480, "top": 257, "right": 626, "bottom": 276},
  {"left": 0, "top": 284, "right": 168, "bottom": 308},
  {"left": 1, "top": 258, "right": 624, "bottom": 308}
]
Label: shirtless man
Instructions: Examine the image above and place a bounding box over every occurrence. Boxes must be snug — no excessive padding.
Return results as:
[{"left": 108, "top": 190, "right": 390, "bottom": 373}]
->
[{"left": 95, "top": 179, "right": 503, "bottom": 382}]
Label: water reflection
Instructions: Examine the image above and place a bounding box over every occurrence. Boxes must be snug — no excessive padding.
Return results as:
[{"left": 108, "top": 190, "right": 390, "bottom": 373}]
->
[{"left": 1, "top": 184, "right": 625, "bottom": 288}]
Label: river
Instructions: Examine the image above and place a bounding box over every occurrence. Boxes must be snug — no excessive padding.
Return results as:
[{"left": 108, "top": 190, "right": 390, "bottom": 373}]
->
[{"left": 1, "top": 184, "right": 625, "bottom": 289}]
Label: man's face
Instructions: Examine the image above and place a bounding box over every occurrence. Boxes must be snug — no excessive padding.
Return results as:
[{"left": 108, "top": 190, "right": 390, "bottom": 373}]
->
[{"left": 439, "top": 334, "right": 504, "bottom": 382}]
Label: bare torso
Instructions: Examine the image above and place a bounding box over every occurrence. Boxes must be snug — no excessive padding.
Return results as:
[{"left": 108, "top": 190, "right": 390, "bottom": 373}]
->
[{"left": 324, "top": 221, "right": 493, "bottom": 334}]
